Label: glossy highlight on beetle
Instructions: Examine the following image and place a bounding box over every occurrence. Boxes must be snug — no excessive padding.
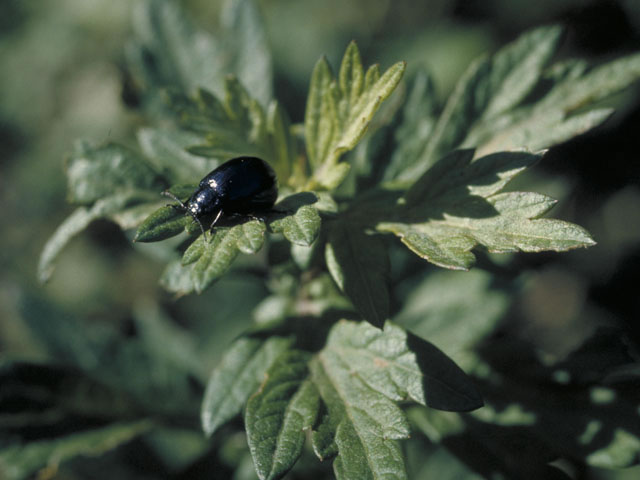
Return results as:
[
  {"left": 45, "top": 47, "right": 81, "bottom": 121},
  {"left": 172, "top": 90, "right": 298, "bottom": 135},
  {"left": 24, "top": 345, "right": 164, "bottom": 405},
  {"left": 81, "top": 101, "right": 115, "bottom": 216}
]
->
[{"left": 163, "top": 156, "right": 278, "bottom": 237}]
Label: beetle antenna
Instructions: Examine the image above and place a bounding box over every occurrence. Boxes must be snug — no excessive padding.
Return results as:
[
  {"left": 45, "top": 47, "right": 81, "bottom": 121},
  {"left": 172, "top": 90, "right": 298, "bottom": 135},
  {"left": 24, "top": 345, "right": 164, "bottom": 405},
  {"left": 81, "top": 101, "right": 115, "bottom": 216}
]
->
[{"left": 162, "top": 190, "right": 187, "bottom": 210}]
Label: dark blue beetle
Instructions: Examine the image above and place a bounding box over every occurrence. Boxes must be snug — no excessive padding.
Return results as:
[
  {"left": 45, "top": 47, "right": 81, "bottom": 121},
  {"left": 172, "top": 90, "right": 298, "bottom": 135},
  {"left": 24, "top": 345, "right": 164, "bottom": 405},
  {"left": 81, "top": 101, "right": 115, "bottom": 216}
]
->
[{"left": 163, "top": 156, "right": 278, "bottom": 237}]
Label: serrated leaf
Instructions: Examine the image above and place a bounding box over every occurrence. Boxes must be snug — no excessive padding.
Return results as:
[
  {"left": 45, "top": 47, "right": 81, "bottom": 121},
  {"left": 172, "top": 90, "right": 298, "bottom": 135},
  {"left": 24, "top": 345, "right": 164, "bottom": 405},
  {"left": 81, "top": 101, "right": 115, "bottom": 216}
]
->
[
  {"left": 309, "top": 353, "right": 409, "bottom": 480},
  {"left": 380, "top": 191, "right": 594, "bottom": 269},
  {"left": 128, "top": 0, "right": 272, "bottom": 107},
  {"left": 137, "top": 127, "right": 216, "bottom": 183},
  {"left": 306, "top": 320, "right": 482, "bottom": 479},
  {"left": 304, "top": 42, "right": 406, "bottom": 190},
  {"left": 167, "top": 78, "right": 300, "bottom": 187},
  {"left": 325, "top": 223, "right": 389, "bottom": 328},
  {"left": 268, "top": 193, "right": 321, "bottom": 246},
  {"left": 325, "top": 321, "right": 483, "bottom": 411},
  {"left": 187, "top": 221, "right": 266, "bottom": 293},
  {"left": 66, "top": 142, "right": 160, "bottom": 204},
  {"left": 245, "top": 351, "right": 319, "bottom": 480},
  {"left": 419, "top": 26, "right": 562, "bottom": 171},
  {"left": 377, "top": 150, "right": 594, "bottom": 269},
  {"left": 133, "top": 205, "right": 192, "bottom": 242},
  {"left": 39, "top": 193, "right": 140, "bottom": 282},
  {"left": 202, "top": 335, "right": 294, "bottom": 436},
  {"left": 0, "top": 421, "right": 152, "bottom": 480},
  {"left": 405, "top": 149, "right": 541, "bottom": 206}
]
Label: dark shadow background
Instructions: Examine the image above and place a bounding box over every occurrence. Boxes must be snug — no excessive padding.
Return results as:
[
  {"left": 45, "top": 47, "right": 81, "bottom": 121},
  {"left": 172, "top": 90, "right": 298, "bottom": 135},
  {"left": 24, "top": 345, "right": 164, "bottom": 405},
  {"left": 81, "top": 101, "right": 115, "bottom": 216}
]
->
[{"left": 1, "top": 1, "right": 640, "bottom": 479}]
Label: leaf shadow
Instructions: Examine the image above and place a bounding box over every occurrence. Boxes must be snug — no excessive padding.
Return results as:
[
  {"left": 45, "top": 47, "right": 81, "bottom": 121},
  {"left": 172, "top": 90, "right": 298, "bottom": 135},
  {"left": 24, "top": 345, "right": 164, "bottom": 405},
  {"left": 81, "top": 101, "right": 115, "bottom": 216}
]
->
[
  {"left": 440, "top": 330, "right": 640, "bottom": 475},
  {"left": 405, "top": 332, "right": 484, "bottom": 412}
]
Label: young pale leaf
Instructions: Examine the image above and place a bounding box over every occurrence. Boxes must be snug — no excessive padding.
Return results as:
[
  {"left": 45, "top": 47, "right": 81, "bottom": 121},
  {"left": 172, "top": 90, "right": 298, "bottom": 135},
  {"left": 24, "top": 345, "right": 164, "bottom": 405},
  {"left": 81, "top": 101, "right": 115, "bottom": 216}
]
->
[
  {"left": 245, "top": 351, "right": 319, "bottom": 480},
  {"left": 202, "top": 335, "right": 294, "bottom": 436},
  {"left": 325, "top": 223, "right": 390, "bottom": 328},
  {"left": 66, "top": 142, "right": 161, "bottom": 204},
  {"left": 0, "top": 421, "right": 153, "bottom": 480},
  {"left": 324, "top": 320, "right": 483, "bottom": 411},
  {"left": 304, "top": 41, "right": 406, "bottom": 190},
  {"left": 268, "top": 193, "right": 322, "bottom": 246}
]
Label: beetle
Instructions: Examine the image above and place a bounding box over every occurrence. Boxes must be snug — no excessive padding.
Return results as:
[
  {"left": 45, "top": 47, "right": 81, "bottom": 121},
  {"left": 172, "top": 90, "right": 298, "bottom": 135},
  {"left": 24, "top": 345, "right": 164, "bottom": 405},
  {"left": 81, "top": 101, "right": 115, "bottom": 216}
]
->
[{"left": 162, "top": 156, "right": 278, "bottom": 238}]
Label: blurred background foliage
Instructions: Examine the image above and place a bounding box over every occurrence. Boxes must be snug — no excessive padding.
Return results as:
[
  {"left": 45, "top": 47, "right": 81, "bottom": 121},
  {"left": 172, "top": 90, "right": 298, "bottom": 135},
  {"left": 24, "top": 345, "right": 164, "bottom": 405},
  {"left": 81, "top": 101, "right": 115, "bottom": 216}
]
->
[{"left": 2, "top": 0, "right": 640, "bottom": 479}]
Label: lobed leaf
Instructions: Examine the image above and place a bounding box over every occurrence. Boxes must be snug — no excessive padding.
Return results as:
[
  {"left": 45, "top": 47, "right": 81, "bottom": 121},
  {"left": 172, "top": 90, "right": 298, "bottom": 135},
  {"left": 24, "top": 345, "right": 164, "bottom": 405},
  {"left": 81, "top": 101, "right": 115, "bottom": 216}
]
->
[
  {"left": 309, "top": 353, "right": 409, "bottom": 480},
  {"left": 128, "top": 0, "right": 272, "bottom": 108},
  {"left": 304, "top": 41, "right": 406, "bottom": 190},
  {"left": 66, "top": 142, "right": 161, "bottom": 204},
  {"left": 268, "top": 193, "right": 322, "bottom": 246},
  {"left": 245, "top": 350, "right": 319, "bottom": 480},
  {"left": 325, "top": 222, "right": 390, "bottom": 328},
  {"left": 324, "top": 321, "right": 483, "bottom": 412},
  {"left": 181, "top": 221, "right": 267, "bottom": 294},
  {"left": 202, "top": 335, "right": 294, "bottom": 436},
  {"left": 377, "top": 150, "right": 595, "bottom": 269}
]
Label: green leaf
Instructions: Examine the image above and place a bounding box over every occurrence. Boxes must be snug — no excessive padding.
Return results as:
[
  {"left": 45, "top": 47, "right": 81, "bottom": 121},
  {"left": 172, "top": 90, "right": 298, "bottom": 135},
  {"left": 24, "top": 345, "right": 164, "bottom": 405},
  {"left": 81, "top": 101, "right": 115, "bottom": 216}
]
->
[
  {"left": 137, "top": 127, "right": 217, "bottom": 184},
  {"left": 378, "top": 151, "right": 595, "bottom": 269},
  {"left": 0, "top": 421, "right": 152, "bottom": 480},
  {"left": 128, "top": 0, "right": 272, "bottom": 107},
  {"left": 420, "top": 26, "right": 563, "bottom": 171},
  {"left": 325, "top": 222, "right": 389, "bottom": 328},
  {"left": 202, "top": 335, "right": 294, "bottom": 436},
  {"left": 324, "top": 321, "right": 483, "bottom": 412},
  {"left": 394, "top": 269, "right": 510, "bottom": 365},
  {"left": 133, "top": 205, "right": 192, "bottom": 243},
  {"left": 304, "top": 41, "right": 406, "bottom": 190},
  {"left": 167, "top": 79, "right": 300, "bottom": 188},
  {"left": 309, "top": 353, "right": 408, "bottom": 480},
  {"left": 66, "top": 142, "right": 160, "bottom": 204},
  {"left": 178, "top": 221, "right": 267, "bottom": 294},
  {"left": 245, "top": 350, "right": 319, "bottom": 480},
  {"left": 383, "top": 70, "right": 438, "bottom": 182},
  {"left": 268, "top": 192, "right": 321, "bottom": 246},
  {"left": 305, "top": 320, "right": 482, "bottom": 479},
  {"left": 39, "top": 193, "right": 144, "bottom": 282},
  {"left": 221, "top": 0, "right": 274, "bottom": 106}
]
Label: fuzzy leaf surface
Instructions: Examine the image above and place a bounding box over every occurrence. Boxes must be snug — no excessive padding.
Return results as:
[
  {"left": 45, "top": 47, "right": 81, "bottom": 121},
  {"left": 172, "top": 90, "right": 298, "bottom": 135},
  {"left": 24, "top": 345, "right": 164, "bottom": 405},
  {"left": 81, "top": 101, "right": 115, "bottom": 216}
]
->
[
  {"left": 378, "top": 150, "right": 595, "bottom": 269},
  {"left": 202, "top": 335, "right": 294, "bottom": 436},
  {"left": 268, "top": 192, "right": 322, "bottom": 246},
  {"left": 169, "top": 220, "right": 266, "bottom": 294},
  {"left": 245, "top": 350, "right": 319, "bottom": 480},
  {"left": 307, "top": 320, "right": 482, "bottom": 479}
]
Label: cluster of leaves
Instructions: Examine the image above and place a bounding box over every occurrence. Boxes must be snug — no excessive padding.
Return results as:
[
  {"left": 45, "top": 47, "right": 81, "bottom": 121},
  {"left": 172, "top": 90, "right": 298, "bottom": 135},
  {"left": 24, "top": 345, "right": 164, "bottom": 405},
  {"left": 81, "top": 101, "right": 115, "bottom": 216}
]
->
[{"left": 20, "top": 1, "right": 640, "bottom": 479}]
